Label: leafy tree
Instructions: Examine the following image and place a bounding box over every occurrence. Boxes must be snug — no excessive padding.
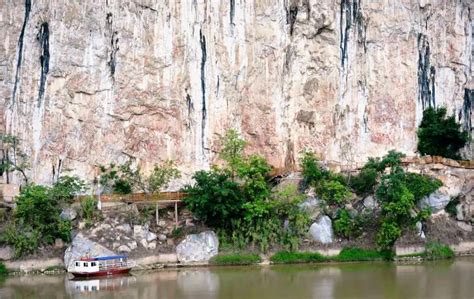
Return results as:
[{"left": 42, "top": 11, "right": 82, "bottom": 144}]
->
[
  {"left": 2, "top": 184, "right": 73, "bottom": 256},
  {"left": 182, "top": 170, "right": 244, "bottom": 230},
  {"left": 316, "top": 180, "right": 351, "bottom": 205},
  {"left": 146, "top": 160, "right": 181, "bottom": 193},
  {"left": 0, "top": 134, "right": 29, "bottom": 184},
  {"left": 417, "top": 107, "right": 469, "bottom": 159},
  {"left": 300, "top": 151, "right": 328, "bottom": 185},
  {"left": 50, "top": 175, "right": 86, "bottom": 204},
  {"left": 219, "top": 129, "right": 246, "bottom": 179}
]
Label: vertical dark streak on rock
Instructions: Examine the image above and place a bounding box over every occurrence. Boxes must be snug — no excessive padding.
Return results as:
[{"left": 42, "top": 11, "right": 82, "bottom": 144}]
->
[
  {"left": 11, "top": 0, "right": 32, "bottom": 107},
  {"left": 199, "top": 29, "right": 207, "bottom": 154},
  {"left": 417, "top": 34, "right": 436, "bottom": 109},
  {"left": 186, "top": 92, "right": 194, "bottom": 117},
  {"left": 108, "top": 31, "right": 119, "bottom": 79},
  {"left": 288, "top": 4, "right": 298, "bottom": 36},
  {"left": 340, "top": 0, "right": 366, "bottom": 68},
  {"left": 106, "top": 13, "right": 118, "bottom": 80},
  {"left": 461, "top": 89, "right": 473, "bottom": 135},
  {"left": 230, "top": 0, "right": 235, "bottom": 26},
  {"left": 216, "top": 75, "right": 220, "bottom": 97},
  {"left": 37, "top": 22, "right": 50, "bottom": 107}
]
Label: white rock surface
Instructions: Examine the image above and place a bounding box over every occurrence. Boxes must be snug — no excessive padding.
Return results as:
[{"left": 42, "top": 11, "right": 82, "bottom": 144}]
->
[
  {"left": 176, "top": 231, "right": 219, "bottom": 264},
  {"left": 1, "top": 1, "right": 472, "bottom": 185},
  {"left": 309, "top": 216, "right": 333, "bottom": 244},
  {"left": 0, "top": 246, "right": 14, "bottom": 261},
  {"left": 60, "top": 208, "right": 77, "bottom": 221}
]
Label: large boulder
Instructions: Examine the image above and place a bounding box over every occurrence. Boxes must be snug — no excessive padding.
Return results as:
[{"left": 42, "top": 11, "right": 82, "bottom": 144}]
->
[
  {"left": 176, "top": 231, "right": 219, "bottom": 264},
  {"left": 418, "top": 191, "right": 451, "bottom": 213},
  {"left": 309, "top": 216, "right": 333, "bottom": 244},
  {"left": 64, "top": 233, "right": 115, "bottom": 271}
]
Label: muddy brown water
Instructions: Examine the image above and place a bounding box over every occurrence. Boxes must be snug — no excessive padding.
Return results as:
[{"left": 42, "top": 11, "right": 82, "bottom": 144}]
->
[{"left": 1, "top": 258, "right": 473, "bottom": 299}]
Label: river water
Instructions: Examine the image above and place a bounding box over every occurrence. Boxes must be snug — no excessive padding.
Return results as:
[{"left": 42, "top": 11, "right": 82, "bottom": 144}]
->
[{"left": 1, "top": 258, "right": 473, "bottom": 299}]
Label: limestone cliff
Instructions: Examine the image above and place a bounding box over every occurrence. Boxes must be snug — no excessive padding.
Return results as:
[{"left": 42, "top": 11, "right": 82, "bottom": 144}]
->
[{"left": 1, "top": 0, "right": 473, "bottom": 185}]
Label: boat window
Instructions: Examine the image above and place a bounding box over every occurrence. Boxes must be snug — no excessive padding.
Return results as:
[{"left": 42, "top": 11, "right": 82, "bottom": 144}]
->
[
  {"left": 75, "top": 262, "right": 80, "bottom": 267},
  {"left": 92, "top": 286, "right": 97, "bottom": 291},
  {"left": 91, "top": 262, "right": 96, "bottom": 267},
  {"left": 83, "top": 262, "right": 88, "bottom": 267}
]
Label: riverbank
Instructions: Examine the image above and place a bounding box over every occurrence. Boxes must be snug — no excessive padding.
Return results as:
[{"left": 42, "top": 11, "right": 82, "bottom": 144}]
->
[{"left": 3, "top": 240, "right": 474, "bottom": 276}]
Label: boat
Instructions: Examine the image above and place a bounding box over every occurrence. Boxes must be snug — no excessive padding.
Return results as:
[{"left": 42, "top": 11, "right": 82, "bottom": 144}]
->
[{"left": 69, "top": 255, "right": 135, "bottom": 277}]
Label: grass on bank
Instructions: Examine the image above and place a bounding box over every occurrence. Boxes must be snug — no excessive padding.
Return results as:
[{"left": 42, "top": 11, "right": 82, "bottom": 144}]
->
[
  {"left": 210, "top": 253, "right": 262, "bottom": 266},
  {"left": 423, "top": 242, "right": 454, "bottom": 260},
  {"left": 270, "top": 251, "right": 327, "bottom": 264},
  {"left": 270, "top": 248, "right": 393, "bottom": 264}
]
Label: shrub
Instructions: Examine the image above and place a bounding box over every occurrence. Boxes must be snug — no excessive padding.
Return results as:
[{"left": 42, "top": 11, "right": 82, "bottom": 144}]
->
[
  {"left": 376, "top": 220, "right": 401, "bottom": 250},
  {"left": 0, "top": 262, "right": 8, "bottom": 276},
  {"left": 300, "top": 151, "right": 330, "bottom": 185},
  {"left": 146, "top": 160, "right": 180, "bottom": 193},
  {"left": 404, "top": 173, "right": 442, "bottom": 202},
  {"left": 424, "top": 242, "right": 454, "bottom": 260},
  {"left": 80, "top": 196, "right": 101, "bottom": 228},
  {"left": 1, "top": 223, "right": 40, "bottom": 257},
  {"left": 316, "top": 180, "right": 351, "bottom": 205},
  {"left": 333, "top": 209, "right": 360, "bottom": 238},
  {"left": 417, "top": 107, "right": 469, "bottom": 159},
  {"left": 210, "top": 253, "right": 261, "bottom": 265},
  {"left": 349, "top": 167, "right": 378, "bottom": 195},
  {"left": 14, "top": 185, "right": 72, "bottom": 245},
  {"left": 50, "top": 175, "right": 86, "bottom": 204},
  {"left": 182, "top": 170, "right": 244, "bottom": 230},
  {"left": 270, "top": 251, "right": 327, "bottom": 264},
  {"left": 445, "top": 197, "right": 460, "bottom": 217}
]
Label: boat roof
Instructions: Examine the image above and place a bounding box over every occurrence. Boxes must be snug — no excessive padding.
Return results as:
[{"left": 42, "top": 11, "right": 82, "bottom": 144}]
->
[{"left": 79, "top": 255, "right": 128, "bottom": 261}]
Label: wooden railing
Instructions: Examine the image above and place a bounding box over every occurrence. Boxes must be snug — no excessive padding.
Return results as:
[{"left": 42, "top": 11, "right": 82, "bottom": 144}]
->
[{"left": 75, "top": 191, "right": 186, "bottom": 203}]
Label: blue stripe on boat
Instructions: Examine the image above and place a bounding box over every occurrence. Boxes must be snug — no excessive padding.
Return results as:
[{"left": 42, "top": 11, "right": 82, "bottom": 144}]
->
[{"left": 94, "top": 255, "right": 128, "bottom": 260}]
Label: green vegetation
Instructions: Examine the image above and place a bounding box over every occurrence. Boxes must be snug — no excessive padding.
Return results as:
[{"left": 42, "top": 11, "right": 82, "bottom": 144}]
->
[
  {"left": 349, "top": 165, "right": 378, "bottom": 196},
  {"left": 270, "top": 247, "right": 392, "bottom": 264},
  {"left": 270, "top": 251, "right": 327, "bottom": 264},
  {"left": 417, "top": 107, "right": 469, "bottom": 160},
  {"left": 183, "top": 130, "right": 310, "bottom": 252},
  {"left": 445, "top": 197, "right": 460, "bottom": 217},
  {"left": 79, "top": 196, "right": 102, "bottom": 228},
  {"left": 333, "top": 209, "right": 362, "bottom": 239},
  {"left": 210, "top": 253, "right": 261, "bottom": 265},
  {"left": 0, "top": 180, "right": 81, "bottom": 257},
  {"left": 424, "top": 242, "right": 454, "bottom": 260},
  {"left": 0, "top": 262, "right": 8, "bottom": 276},
  {"left": 99, "top": 160, "right": 180, "bottom": 194},
  {"left": 374, "top": 151, "right": 441, "bottom": 250},
  {"left": 335, "top": 247, "right": 392, "bottom": 262},
  {"left": 0, "top": 134, "right": 29, "bottom": 184},
  {"left": 316, "top": 180, "right": 351, "bottom": 205}
]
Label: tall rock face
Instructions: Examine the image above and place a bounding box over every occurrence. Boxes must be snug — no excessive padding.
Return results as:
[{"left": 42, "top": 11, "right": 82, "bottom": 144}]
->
[{"left": 1, "top": 0, "right": 473, "bottom": 185}]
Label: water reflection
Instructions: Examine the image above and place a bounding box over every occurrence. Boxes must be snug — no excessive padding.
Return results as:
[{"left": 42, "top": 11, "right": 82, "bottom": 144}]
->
[
  {"left": 0, "top": 258, "right": 473, "bottom": 299},
  {"left": 66, "top": 275, "right": 136, "bottom": 295}
]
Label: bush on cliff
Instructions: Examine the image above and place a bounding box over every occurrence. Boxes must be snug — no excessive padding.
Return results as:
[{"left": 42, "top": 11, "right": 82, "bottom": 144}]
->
[
  {"left": 183, "top": 130, "right": 310, "bottom": 252},
  {"left": 0, "top": 182, "right": 77, "bottom": 257},
  {"left": 417, "top": 107, "right": 469, "bottom": 160}
]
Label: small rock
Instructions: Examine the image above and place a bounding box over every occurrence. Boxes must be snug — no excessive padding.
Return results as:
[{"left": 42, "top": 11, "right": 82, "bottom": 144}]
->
[
  {"left": 134, "top": 225, "right": 149, "bottom": 239},
  {"left": 185, "top": 218, "right": 195, "bottom": 227},
  {"left": 146, "top": 232, "right": 157, "bottom": 242},
  {"left": 309, "top": 216, "right": 333, "bottom": 244},
  {"left": 167, "top": 239, "right": 175, "bottom": 246},
  {"left": 128, "top": 241, "right": 138, "bottom": 251},
  {"left": 78, "top": 221, "right": 86, "bottom": 230},
  {"left": 363, "top": 196, "right": 377, "bottom": 209},
  {"left": 117, "top": 245, "right": 131, "bottom": 253},
  {"left": 148, "top": 241, "right": 157, "bottom": 250},
  {"left": 415, "top": 221, "right": 426, "bottom": 239},
  {"left": 112, "top": 242, "right": 120, "bottom": 249},
  {"left": 140, "top": 238, "right": 148, "bottom": 248},
  {"left": 0, "top": 246, "right": 14, "bottom": 260},
  {"left": 60, "top": 208, "right": 77, "bottom": 221},
  {"left": 298, "top": 197, "right": 321, "bottom": 220},
  {"left": 158, "top": 220, "right": 167, "bottom": 227},
  {"left": 116, "top": 224, "right": 132, "bottom": 234},
  {"left": 116, "top": 236, "right": 121, "bottom": 241},
  {"left": 457, "top": 221, "right": 472, "bottom": 232},
  {"left": 158, "top": 234, "right": 167, "bottom": 241},
  {"left": 54, "top": 238, "right": 65, "bottom": 249},
  {"left": 456, "top": 204, "right": 464, "bottom": 221}
]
